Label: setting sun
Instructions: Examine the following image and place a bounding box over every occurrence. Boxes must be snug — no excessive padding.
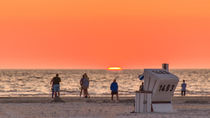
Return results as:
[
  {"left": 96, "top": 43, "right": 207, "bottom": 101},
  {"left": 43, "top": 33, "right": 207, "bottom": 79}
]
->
[{"left": 107, "top": 67, "right": 122, "bottom": 71}]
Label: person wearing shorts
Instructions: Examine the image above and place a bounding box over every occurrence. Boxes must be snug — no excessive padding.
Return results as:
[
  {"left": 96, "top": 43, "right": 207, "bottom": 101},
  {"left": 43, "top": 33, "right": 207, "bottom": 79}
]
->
[
  {"left": 51, "top": 74, "right": 61, "bottom": 97},
  {"left": 110, "top": 79, "right": 119, "bottom": 101}
]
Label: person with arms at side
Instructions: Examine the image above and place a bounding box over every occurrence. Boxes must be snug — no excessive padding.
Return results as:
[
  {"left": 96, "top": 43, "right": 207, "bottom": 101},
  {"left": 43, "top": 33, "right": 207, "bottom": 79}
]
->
[
  {"left": 110, "top": 79, "right": 119, "bottom": 101},
  {"left": 181, "top": 80, "right": 187, "bottom": 96},
  {"left": 51, "top": 74, "right": 61, "bottom": 97},
  {"left": 81, "top": 73, "right": 90, "bottom": 98}
]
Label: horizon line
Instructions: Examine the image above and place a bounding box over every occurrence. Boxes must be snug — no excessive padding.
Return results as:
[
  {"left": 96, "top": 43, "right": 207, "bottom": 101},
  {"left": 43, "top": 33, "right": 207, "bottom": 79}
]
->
[{"left": 0, "top": 68, "right": 210, "bottom": 70}]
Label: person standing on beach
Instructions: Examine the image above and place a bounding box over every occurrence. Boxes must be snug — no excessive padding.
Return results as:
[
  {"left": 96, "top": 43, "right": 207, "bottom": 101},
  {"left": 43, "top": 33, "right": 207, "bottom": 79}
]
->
[
  {"left": 51, "top": 74, "right": 61, "bottom": 97},
  {"left": 181, "top": 80, "right": 187, "bottom": 96},
  {"left": 80, "top": 73, "right": 90, "bottom": 98},
  {"left": 110, "top": 79, "right": 119, "bottom": 101}
]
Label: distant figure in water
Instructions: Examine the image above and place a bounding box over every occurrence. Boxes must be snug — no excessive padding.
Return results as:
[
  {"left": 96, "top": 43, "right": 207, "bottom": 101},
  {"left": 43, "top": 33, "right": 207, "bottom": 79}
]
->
[
  {"left": 80, "top": 73, "right": 90, "bottom": 98},
  {"left": 51, "top": 74, "right": 61, "bottom": 97},
  {"left": 110, "top": 79, "right": 119, "bottom": 101},
  {"left": 181, "top": 80, "right": 187, "bottom": 96},
  {"left": 139, "top": 82, "right": 144, "bottom": 91}
]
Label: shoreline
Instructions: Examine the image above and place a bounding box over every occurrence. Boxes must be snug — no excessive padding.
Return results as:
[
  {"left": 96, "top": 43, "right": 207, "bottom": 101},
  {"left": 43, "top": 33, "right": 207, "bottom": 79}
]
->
[{"left": 0, "top": 96, "right": 210, "bottom": 104}]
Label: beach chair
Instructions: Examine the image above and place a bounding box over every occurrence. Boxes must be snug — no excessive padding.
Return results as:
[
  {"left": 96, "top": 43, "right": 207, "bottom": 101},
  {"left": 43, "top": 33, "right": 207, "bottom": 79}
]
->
[{"left": 135, "top": 69, "right": 179, "bottom": 113}]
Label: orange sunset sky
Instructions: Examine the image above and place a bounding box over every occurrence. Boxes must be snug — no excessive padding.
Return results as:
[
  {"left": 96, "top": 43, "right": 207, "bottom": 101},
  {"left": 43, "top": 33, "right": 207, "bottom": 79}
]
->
[{"left": 0, "top": 0, "right": 210, "bottom": 69}]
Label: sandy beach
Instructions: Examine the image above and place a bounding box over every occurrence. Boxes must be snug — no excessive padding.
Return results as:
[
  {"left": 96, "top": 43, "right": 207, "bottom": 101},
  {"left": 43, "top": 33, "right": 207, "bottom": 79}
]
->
[{"left": 0, "top": 96, "right": 210, "bottom": 118}]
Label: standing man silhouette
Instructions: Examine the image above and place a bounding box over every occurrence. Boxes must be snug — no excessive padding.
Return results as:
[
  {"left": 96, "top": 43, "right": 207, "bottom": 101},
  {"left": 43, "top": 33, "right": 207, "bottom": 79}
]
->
[
  {"left": 110, "top": 79, "right": 119, "bottom": 101},
  {"left": 181, "top": 80, "right": 187, "bottom": 96},
  {"left": 51, "top": 74, "right": 61, "bottom": 97}
]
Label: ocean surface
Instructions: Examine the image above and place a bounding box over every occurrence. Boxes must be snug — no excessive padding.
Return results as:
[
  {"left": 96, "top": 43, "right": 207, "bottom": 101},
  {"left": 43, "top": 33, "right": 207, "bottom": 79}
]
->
[{"left": 0, "top": 69, "right": 209, "bottom": 97}]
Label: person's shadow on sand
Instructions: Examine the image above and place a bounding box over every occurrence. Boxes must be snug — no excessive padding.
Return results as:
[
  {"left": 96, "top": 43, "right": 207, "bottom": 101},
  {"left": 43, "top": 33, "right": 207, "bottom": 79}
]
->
[{"left": 50, "top": 96, "right": 65, "bottom": 103}]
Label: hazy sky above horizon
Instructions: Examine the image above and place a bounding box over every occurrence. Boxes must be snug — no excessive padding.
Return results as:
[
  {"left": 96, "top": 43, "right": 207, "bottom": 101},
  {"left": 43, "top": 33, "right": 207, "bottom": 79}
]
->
[{"left": 0, "top": 0, "right": 210, "bottom": 69}]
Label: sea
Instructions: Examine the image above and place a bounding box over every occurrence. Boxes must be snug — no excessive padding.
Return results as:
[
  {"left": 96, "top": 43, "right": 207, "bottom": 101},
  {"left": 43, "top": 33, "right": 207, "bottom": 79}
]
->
[{"left": 0, "top": 69, "right": 209, "bottom": 97}]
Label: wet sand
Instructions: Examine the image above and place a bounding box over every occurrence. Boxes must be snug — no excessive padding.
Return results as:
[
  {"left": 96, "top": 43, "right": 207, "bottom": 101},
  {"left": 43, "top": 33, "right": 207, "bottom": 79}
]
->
[{"left": 0, "top": 96, "right": 210, "bottom": 118}]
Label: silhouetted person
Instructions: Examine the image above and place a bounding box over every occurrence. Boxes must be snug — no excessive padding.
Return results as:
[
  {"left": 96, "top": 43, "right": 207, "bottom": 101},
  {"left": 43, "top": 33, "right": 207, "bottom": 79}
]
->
[
  {"left": 80, "top": 73, "right": 90, "bottom": 98},
  {"left": 51, "top": 74, "right": 61, "bottom": 97},
  {"left": 110, "top": 79, "right": 119, "bottom": 101},
  {"left": 139, "top": 82, "right": 144, "bottom": 91},
  {"left": 181, "top": 80, "right": 187, "bottom": 96}
]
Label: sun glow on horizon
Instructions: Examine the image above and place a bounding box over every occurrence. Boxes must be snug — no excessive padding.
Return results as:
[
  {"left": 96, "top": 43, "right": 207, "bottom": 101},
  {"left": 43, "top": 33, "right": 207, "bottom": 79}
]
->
[{"left": 107, "top": 67, "right": 122, "bottom": 71}]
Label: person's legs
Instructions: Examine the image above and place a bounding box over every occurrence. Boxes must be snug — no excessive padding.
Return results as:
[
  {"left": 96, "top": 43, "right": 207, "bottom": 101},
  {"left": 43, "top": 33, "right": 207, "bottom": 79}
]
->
[
  {"left": 87, "top": 88, "right": 90, "bottom": 97},
  {"left": 184, "top": 91, "right": 186, "bottom": 96},
  {"left": 54, "top": 92, "right": 57, "bottom": 97},
  {"left": 84, "top": 89, "right": 87, "bottom": 98},
  {"left": 111, "top": 92, "right": 114, "bottom": 100},
  {"left": 82, "top": 89, "right": 85, "bottom": 97},
  {"left": 52, "top": 90, "right": 54, "bottom": 98},
  {"left": 80, "top": 88, "right": 83, "bottom": 97},
  {"left": 58, "top": 85, "right": 60, "bottom": 97},
  {"left": 53, "top": 85, "right": 57, "bottom": 97},
  {"left": 116, "top": 93, "right": 119, "bottom": 101},
  {"left": 52, "top": 87, "right": 54, "bottom": 98},
  {"left": 53, "top": 84, "right": 59, "bottom": 97},
  {"left": 181, "top": 91, "right": 183, "bottom": 96},
  {"left": 58, "top": 92, "right": 60, "bottom": 97}
]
